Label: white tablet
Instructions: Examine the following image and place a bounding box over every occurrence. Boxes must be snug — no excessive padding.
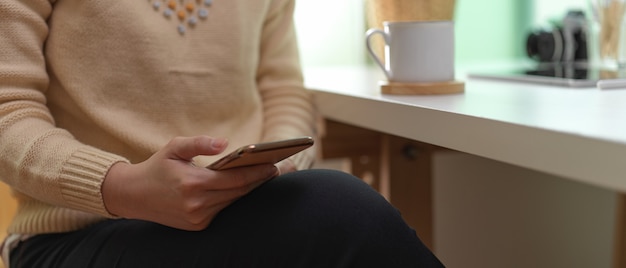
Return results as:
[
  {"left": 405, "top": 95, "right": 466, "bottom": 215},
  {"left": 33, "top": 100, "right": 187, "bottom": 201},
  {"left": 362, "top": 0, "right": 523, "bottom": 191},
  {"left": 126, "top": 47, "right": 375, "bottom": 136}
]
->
[{"left": 468, "top": 62, "right": 624, "bottom": 88}]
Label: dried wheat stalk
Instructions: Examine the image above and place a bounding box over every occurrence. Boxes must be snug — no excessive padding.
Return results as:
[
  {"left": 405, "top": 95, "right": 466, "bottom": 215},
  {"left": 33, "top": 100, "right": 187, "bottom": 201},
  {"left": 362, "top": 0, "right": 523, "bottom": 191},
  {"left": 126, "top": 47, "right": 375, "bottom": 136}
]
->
[{"left": 598, "top": 0, "right": 626, "bottom": 60}]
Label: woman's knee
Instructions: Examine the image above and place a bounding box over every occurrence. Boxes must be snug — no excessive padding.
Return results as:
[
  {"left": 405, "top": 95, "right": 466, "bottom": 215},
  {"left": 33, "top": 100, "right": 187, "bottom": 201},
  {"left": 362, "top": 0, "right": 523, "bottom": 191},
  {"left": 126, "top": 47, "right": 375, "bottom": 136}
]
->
[{"left": 244, "top": 169, "right": 404, "bottom": 230}]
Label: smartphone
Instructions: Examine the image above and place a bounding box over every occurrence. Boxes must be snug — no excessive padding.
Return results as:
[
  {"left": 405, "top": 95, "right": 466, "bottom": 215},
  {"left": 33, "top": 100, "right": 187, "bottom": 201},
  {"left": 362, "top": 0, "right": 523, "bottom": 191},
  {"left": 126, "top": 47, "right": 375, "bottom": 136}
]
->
[{"left": 206, "top": 136, "right": 314, "bottom": 170}]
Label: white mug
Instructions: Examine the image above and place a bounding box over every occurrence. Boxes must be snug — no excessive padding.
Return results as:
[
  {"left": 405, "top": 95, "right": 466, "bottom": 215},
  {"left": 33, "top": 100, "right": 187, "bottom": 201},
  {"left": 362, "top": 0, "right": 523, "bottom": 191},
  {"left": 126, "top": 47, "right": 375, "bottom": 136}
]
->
[{"left": 366, "top": 21, "right": 455, "bottom": 83}]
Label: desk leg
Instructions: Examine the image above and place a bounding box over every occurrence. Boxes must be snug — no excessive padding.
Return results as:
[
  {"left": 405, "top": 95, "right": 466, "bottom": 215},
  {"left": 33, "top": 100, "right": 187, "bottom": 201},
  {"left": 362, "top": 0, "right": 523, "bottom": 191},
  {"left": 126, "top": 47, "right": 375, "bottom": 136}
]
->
[
  {"left": 614, "top": 194, "right": 626, "bottom": 268},
  {"left": 320, "top": 119, "right": 435, "bottom": 250},
  {"left": 385, "top": 135, "right": 437, "bottom": 250},
  {"left": 319, "top": 119, "right": 384, "bottom": 192}
]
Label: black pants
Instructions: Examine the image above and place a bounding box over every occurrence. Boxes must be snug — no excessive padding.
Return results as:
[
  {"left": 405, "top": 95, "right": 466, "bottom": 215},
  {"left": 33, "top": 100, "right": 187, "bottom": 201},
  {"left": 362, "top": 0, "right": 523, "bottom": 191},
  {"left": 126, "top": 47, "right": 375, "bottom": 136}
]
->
[{"left": 10, "top": 169, "right": 444, "bottom": 268}]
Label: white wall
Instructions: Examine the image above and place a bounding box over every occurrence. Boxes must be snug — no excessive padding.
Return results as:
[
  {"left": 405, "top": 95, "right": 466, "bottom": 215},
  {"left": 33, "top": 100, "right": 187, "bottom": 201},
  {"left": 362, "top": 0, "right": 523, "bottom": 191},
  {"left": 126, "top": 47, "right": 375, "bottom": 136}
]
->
[{"left": 294, "top": 0, "right": 367, "bottom": 67}]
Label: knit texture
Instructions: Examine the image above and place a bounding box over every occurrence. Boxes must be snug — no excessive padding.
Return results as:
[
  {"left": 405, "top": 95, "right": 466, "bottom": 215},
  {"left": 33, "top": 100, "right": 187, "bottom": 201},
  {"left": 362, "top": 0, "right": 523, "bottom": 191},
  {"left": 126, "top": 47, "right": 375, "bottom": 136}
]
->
[{"left": 0, "top": 0, "right": 317, "bottom": 235}]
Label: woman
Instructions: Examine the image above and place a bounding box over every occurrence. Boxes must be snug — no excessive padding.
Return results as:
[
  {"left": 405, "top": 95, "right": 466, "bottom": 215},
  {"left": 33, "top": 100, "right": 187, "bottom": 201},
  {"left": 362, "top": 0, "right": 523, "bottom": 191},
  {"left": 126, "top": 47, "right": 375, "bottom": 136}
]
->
[{"left": 0, "top": 0, "right": 444, "bottom": 267}]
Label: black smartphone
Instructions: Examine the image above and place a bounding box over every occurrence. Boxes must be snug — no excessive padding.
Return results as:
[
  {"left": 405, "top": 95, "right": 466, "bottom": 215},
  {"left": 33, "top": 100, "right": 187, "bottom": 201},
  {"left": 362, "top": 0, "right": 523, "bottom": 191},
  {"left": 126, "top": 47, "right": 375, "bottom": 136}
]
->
[{"left": 206, "top": 136, "right": 314, "bottom": 170}]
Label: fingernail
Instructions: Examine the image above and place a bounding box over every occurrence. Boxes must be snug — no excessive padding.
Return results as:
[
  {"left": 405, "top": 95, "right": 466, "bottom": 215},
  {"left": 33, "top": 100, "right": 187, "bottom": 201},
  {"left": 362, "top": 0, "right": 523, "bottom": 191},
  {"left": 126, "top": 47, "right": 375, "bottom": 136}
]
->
[
  {"left": 268, "top": 166, "right": 279, "bottom": 178},
  {"left": 210, "top": 138, "right": 227, "bottom": 150}
]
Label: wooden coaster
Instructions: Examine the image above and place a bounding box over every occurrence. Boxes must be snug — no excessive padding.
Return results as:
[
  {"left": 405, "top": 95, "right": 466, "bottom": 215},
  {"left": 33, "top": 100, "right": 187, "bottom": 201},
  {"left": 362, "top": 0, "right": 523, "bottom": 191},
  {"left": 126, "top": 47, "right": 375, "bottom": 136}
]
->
[{"left": 380, "top": 80, "right": 465, "bottom": 95}]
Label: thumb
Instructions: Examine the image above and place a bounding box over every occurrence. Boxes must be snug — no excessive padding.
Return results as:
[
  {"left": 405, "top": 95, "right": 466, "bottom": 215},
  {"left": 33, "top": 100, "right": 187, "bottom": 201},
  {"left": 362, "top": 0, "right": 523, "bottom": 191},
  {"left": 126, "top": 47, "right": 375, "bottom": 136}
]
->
[{"left": 167, "top": 136, "right": 228, "bottom": 161}]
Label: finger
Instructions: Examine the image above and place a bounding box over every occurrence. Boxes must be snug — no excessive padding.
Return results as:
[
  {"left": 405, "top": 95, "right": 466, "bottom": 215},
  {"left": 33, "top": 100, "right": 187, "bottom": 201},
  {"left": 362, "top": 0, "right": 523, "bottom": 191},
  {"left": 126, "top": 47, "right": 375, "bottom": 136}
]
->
[{"left": 167, "top": 136, "right": 228, "bottom": 161}]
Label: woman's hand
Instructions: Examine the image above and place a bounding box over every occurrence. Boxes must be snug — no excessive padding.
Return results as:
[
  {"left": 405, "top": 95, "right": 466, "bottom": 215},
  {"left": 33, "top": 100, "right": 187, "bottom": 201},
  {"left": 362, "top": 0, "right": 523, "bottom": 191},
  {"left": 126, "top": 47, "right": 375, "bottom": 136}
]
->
[{"left": 102, "top": 136, "right": 278, "bottom": 231}]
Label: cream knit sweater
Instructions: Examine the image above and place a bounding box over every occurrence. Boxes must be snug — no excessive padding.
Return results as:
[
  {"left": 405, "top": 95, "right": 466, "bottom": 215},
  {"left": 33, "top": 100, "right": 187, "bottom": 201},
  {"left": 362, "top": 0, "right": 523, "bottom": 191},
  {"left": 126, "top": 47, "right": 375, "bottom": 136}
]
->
[{"left": 0, "top": 0, "right": 316, "bottom": 235}]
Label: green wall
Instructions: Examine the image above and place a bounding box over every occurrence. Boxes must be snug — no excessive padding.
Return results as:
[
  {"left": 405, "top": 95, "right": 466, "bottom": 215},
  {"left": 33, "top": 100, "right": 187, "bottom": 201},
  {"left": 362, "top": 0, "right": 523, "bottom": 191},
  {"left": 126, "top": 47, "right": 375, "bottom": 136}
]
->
[{"left": 454, "top": 0, "right": 533, "bottom": 63}]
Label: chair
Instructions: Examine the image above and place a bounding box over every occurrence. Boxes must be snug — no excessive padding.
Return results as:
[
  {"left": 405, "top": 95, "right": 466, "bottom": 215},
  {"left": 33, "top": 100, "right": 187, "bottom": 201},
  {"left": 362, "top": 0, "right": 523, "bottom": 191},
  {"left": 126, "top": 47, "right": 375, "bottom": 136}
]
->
[{"left": 0, "top": 183, "right": 17, "bottom": 268}]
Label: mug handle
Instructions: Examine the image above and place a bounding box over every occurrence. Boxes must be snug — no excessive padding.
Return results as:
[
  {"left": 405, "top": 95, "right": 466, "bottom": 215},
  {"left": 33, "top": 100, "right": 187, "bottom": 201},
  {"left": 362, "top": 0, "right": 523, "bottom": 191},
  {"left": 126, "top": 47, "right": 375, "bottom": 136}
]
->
[{"left": 365, "top": 28, "right": 391, "bottom": 79}]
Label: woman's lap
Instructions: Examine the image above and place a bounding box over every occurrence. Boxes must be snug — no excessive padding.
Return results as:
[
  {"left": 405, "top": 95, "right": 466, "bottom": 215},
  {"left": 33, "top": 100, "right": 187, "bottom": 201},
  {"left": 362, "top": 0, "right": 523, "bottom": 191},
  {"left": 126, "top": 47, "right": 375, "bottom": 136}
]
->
[{"left": 11, "top": 169, "right": 444, "bottom": 268}]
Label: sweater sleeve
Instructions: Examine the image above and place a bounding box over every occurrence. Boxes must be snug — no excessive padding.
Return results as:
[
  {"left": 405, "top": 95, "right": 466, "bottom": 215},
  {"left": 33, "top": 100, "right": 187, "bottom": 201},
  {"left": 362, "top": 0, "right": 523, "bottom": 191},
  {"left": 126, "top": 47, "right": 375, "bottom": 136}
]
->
[
  {"left": 256, "top": 0, "right": 319, "bottom": 170},
  {"left": 0, "top": 0, "right": 129, "bottom": 217}
]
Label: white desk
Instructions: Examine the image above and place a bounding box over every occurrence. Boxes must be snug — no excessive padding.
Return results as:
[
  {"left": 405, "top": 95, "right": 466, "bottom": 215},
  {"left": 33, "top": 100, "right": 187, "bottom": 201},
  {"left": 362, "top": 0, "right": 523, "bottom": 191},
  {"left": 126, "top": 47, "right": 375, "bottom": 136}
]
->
[
  {"left": 304, "top": 65, "right": 626, "bottom": 267},
  {"left": 305, "top": 65, "right": 626, "bottom": 193}
]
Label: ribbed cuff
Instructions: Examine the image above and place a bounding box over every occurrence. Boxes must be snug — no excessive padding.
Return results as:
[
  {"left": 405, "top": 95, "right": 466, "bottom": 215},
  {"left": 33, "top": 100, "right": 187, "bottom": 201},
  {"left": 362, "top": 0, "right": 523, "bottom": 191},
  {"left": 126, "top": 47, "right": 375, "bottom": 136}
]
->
[{"left": 58, "top": 147, "right": 129, "bottom": 218}]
